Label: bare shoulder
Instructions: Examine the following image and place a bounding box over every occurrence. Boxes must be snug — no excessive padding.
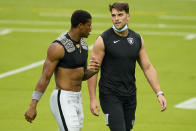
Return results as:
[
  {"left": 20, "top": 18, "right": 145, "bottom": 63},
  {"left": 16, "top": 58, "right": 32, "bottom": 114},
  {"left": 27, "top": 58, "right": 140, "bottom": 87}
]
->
[
  {"left": 47, "top": 42, "right": 64, "bottom": 61},
  {"left": 96, "top": 36, "right": 104, "bottom": 43},
  {"left": 94, "top": 36, "right": 105, "bottom": 50},
  {"left": 140, "top": 36, "right": 145, "bottom": 49},
  {"left": 91, "top": 36, "right": 105, "bottom": 63}
]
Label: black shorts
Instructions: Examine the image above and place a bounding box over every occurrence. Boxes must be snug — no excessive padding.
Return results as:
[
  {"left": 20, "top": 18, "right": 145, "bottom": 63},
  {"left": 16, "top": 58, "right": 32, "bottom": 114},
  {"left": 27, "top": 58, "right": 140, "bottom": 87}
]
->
[{"left": 99, "top": 93, "right": 137, "bottom": 131}]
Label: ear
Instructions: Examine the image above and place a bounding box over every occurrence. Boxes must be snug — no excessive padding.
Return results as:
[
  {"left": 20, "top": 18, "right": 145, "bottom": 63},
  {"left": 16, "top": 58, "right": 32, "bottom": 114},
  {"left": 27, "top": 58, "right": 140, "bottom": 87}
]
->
[
  {"left": 126, "top": 13, "right": 130, "bottom": 25},
  {"left": 127, "top": 13, "right": 130, "bottom": 19},
  {"left": 78, "top": 23, "right": 83, "bottom": 29}
]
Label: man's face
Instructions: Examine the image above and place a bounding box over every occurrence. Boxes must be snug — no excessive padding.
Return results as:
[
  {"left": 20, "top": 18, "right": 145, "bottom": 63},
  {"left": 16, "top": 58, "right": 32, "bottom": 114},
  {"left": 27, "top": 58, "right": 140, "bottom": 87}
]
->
[
  {"left": 111, "top": 9, "right": 130, "bottom": 29},
  {"left": 79, "top": 19, "right": 92, "bottom": 38}
]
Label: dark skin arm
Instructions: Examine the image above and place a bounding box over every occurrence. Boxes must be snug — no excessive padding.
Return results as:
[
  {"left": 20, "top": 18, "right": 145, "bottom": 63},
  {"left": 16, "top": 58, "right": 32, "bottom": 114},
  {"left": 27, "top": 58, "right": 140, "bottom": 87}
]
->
[
  {"left": 24, "top": 43, "right": 64, "bottom": 123},
  {"left": 83, "top": 57, "right": 100, "bottom": 81}
]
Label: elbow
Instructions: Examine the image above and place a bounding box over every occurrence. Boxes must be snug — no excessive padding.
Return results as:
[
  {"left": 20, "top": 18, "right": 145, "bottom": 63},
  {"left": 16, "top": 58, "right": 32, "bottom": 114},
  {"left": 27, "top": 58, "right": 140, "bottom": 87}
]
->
[
  {"left": 143, "top": 63, "right": 153, "bottom": 72},
  {"left": 42, "top": 74, "right": 52, "bottom": 84}
]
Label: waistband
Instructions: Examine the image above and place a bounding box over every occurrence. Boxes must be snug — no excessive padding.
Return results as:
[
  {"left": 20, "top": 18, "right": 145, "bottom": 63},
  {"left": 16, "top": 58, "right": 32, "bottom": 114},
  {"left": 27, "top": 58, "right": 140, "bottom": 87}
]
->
[{"left": 54, "top": 89, "right": 81, "bottom": 96}]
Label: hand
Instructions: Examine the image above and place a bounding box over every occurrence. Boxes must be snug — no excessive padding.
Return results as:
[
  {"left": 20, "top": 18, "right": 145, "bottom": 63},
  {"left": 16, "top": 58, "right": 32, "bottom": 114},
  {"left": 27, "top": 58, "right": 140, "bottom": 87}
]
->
[
  {"left": 89, "top": 56, "right": 100, "bottom": 73},
  {"left": 90, "top": 98, "right": 100, "bottom": 116},
  {"left": 24, "top": 106, "right": 37, "bottom": 123},
  {"left": 157, "top": 95, "right": 167, "bottom": 112}
]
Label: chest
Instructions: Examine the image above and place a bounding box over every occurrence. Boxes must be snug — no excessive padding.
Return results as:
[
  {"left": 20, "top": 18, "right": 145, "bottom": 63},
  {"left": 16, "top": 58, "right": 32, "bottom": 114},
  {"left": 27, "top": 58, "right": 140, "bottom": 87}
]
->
[
  {"left": 106, "top": 36, "right": 140, "bottom": 59},
  {"left": 63, "top": 47, "right": 88, "bottom": 66}
]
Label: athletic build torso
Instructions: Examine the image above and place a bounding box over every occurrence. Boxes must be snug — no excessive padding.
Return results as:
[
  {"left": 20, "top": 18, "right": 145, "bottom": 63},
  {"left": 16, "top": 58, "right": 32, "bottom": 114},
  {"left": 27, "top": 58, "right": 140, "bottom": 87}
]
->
[
  {"left": 53, "top": 33, "right": 88, "bottom": 91},
  {"left": 99, "top": 28, "right": 141, "bottom": 96}
]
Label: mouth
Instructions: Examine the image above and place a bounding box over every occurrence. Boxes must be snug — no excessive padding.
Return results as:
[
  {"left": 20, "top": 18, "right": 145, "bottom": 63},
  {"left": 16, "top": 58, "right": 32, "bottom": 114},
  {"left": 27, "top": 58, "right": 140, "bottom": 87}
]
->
[{"left": 114, "top": 22, "right": 121, "bottom": 27}]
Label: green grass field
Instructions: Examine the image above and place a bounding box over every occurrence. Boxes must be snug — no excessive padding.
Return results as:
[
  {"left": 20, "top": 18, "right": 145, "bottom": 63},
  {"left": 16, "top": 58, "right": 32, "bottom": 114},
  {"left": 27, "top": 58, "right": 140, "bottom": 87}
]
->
[{"left": 0, "top": 0, "right": 196, "bottom": 130}]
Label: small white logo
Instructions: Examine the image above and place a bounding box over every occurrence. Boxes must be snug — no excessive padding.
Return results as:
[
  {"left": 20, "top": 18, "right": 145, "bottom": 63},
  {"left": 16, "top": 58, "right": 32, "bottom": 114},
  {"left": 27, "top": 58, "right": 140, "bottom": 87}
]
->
[
  {"left": 104, "top": 114, "right": 109, "bottom": 125},
  {"left": 127, "top": 37, "right": 134, "bottom": 45},
  {"left": 132, "top": 120, "right": 135, "bottom": 126},
  {"left": 113, "top": 40, "right": 120, "bottom": 43}
]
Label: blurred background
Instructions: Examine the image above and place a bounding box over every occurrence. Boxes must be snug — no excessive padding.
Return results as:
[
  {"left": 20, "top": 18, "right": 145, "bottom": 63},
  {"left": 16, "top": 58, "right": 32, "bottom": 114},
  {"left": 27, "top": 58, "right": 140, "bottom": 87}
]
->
[{"left": 0, "top": 0, "right": 196, "bottom": 130}]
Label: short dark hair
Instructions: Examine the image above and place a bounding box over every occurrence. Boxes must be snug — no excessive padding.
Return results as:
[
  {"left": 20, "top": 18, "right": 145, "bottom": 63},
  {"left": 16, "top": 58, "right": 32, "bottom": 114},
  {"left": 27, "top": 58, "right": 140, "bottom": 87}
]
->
[
  {"left": 109, "top": 2, "right": 129, "bottom": 13},
  {"left": 71, "top": 10, "right": 92, "bottom": 28}
]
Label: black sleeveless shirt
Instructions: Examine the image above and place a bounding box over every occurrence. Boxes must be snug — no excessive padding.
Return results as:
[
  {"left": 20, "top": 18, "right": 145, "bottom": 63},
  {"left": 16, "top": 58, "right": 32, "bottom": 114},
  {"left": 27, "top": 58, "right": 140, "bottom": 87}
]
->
[
  {"left": 53, "top": 33, "right": 88, "bottom": 68},
  {"left": 99, "top": 28, "right": 141, "bottom": 96}
]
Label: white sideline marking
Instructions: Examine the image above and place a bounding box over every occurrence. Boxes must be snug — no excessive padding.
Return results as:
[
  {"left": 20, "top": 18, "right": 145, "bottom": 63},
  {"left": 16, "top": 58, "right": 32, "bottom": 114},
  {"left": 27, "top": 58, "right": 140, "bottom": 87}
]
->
[
  {"left": 159, "top": 16, "right": 196, "bottom": 21},
  {"left": 185, "top": 34, "right": 196, "bottom": 40},
  {"left": 140, "top": 31, "right": 196, "bottom": 37},
  {"left": 132, "top": 23, "right": 196, "bottom": 29},
  {"left": 89, "top": 44, "right": 93, "bottom": 50},
  {"left": 1, "top": 27, "right": 196, "bottom": 37},
  {"left": 39, "top": 12, "right": 109, "bottom": 18},
  {"left": 0, "top": 45, "right": 94, "bottom": 79},
  {"left": 175, "top": 98, "right": 196, "bottom": 109},
  {"left": 0, "top": 60, "right": 44, "bottom": 79},
  {"left": 0, "top": 20, "right": 66, "bottom": 25},
  {"left": 0, "top": 29, "right": 12, "bottom": 35},
  {"left": 0, "top": 20, "right": 111, "bottom": 26},
  {"left": 12, "top": 28, "right": 64, "bottom": 33},
  {"left": 0, "top": 20, "right": 196, "bottom": 29}
]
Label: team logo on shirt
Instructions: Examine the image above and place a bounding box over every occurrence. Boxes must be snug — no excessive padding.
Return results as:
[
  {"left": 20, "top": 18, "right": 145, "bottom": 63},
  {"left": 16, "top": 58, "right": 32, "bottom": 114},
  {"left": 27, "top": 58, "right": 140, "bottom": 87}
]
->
[{"left": 127, "top": 37, "right": 134, "bottom": 45}]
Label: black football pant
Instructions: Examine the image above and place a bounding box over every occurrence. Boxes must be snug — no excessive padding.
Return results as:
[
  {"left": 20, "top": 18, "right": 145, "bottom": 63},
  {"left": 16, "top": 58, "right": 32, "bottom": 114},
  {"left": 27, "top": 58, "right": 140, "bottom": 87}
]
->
[{"left": 99, "top": 93, "right": 137, "bottom": 131}]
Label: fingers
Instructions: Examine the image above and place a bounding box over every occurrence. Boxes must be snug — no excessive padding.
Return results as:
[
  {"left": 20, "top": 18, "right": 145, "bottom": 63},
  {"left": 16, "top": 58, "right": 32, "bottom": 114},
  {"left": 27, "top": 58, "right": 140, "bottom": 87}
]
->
[
  {"left": 160, "top": 100, "right": 167, "bottom": 112},
  {"left": 89, "top": 60, "right": 100, "bottom": 66},
  {"left": 24, "top": 110, "right": 37, "bottom": 123},
  {"left": 91, "top": 106, "right": 100, "bottom": 116},
  {"left": 158, "top": 95, "right": 167, "bottom": 112},
  {"left": 89, "top": 58, "right": 100, "bottom": 72},
  {"left": 90, "top": 56, "right": 100, "bottom": 65},
  {"left": 25, "top": 113, "right": 33, "bottom": 123},
  {"left": 89, "top": 62, "right": 100, "bottom": 69},
  {"left": 90, "top": 100, "right": 100, "bottom": 116}
]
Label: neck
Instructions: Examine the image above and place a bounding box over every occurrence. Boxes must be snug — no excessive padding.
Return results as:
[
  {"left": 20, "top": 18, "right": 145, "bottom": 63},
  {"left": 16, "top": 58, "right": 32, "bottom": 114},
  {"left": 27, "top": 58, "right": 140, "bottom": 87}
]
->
[
  {"left": 112, "top": 24, "right": 129, "bottom": 37},
  {"left": 113, "top": 29, "right": 129, "bottom": 37},
  {"left": 112, "top": 24, "right": 128, "bottom": 32},
  {"left": 68, "top": 29, "right": 81, "bottom": 42}
]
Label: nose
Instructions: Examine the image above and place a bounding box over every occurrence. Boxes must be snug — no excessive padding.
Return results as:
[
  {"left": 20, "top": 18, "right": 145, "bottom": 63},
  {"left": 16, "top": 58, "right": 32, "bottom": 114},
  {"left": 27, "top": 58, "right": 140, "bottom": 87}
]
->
[
  {"left": 114, "top": 16, "right": 119, "bottom": 21},
  {"left": 89, "top": 25, "right": 92, "bottom": 32}
]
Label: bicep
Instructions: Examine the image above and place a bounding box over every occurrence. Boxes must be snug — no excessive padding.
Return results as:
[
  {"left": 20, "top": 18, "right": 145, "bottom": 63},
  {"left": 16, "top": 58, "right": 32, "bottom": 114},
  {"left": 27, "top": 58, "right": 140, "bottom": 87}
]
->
[
  {"left": 42, "top": 57, "right": 58, "bottom": 79},
  {"left": 137, "top": 38, "right": 151, "bottom": 70},
  {"left": 42, "top": 43, "right": 64, "bottom": 78},
  {"left": 91, "top": 36, "right": 105, "bottom": 64}
]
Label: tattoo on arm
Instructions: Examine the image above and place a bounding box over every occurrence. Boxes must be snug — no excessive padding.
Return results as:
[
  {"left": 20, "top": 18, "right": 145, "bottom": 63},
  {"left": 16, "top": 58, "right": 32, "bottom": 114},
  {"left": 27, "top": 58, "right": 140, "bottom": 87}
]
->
[{"left": 83, "top": 69, "right": 97, "bottom": 81}]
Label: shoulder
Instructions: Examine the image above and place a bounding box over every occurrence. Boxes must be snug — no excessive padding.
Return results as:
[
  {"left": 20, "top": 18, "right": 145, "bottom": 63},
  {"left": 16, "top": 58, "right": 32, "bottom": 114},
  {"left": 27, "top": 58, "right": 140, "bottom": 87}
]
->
[
  {"left": 92, "top": 36, "right": 105, "bottom": 53},
  {"left": 80, "top": 38, "right": 88, "bottom": 50},
  {"left": 55, "top": 34, "right": 76, "bottom": 53},
  {"left": 100, "top": 28, "right": 114, "bottom": 47},
  {"left": 128, "top": 29, "right": 141, "bottom": 39},
  {"left": 101, "top": 28, "right": 113, "bottom": 38},
  {"left": 47, "top": 42, "right": 64, "bottom": 61}
]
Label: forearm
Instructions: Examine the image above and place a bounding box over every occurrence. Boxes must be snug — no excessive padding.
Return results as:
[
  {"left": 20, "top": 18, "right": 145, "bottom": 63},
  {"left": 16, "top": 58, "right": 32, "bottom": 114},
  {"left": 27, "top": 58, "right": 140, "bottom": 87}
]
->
[
  {"left": 143, "top": 64, "right": 161, "bottom": 94},
  {"left": 34, "top": 76, "right": 51, "bottom": 93},
  {"left": 83, "top": 69, "right": 98, "bottom": 81},
  {"left": 87, "top": 74, "right": 98, "bottom": 100},
  {"left": 30, "top": 76, "right": 51, "bottom": 106}
]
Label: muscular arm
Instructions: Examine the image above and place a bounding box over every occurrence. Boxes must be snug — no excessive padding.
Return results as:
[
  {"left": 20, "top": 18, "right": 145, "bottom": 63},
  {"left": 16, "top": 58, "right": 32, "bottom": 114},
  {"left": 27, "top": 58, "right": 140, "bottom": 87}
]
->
[
  {"left": 25, "top": 42, "right": 64, "bottom": 122},
  {"left": 87, "top": 36, "right": 105, "bottom": 116},
  {"left": 137, "top": 37, "right": 166, "bottom": 112},
  {"left": 82, "top": 58, "right": 100, "bottom": 81},
  {"left": 35, "top": 44, "right": 63, "bottom": 93}
]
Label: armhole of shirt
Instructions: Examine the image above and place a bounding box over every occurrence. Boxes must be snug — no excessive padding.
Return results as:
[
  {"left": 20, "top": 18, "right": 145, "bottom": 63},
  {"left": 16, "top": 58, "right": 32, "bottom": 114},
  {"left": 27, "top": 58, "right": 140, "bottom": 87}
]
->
[
  {"left": 138, "top": 34, "right": 142, "bottom": 49},
  {"left": 100, "top": 32, "right": 108, "bottom": 52},
  {"left": 135, "top": 33, "right": 142, "bottom": 60}
]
